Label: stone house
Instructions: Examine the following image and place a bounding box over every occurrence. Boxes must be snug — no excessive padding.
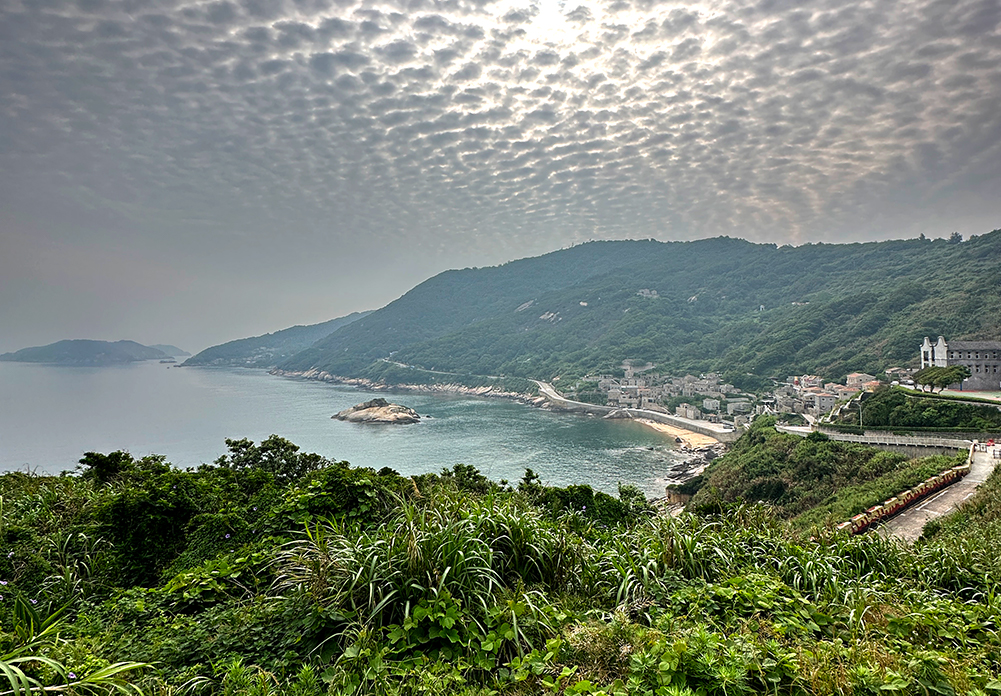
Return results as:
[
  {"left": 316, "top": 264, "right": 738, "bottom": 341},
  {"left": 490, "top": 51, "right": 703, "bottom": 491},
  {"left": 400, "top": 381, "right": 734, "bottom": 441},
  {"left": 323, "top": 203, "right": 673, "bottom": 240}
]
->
[
  {"left": 846, "top": 372, "right": 876, "bottom": 388},
  {"left": 675, "top": 404, "right": 702, "bottom": 420},
  {"left": 920, "top": 336, "right": 1001, "bottom": 391},
  {"left": 811, "top": 393, "right": 838, "bottom": 415}
]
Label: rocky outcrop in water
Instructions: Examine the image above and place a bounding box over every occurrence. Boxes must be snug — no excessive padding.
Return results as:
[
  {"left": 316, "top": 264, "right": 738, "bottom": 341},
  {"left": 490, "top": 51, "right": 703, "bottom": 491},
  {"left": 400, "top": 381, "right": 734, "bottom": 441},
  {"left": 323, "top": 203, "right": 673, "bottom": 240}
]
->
[{"left": 333, "top": 398, "right": 420, "bottom": 424}]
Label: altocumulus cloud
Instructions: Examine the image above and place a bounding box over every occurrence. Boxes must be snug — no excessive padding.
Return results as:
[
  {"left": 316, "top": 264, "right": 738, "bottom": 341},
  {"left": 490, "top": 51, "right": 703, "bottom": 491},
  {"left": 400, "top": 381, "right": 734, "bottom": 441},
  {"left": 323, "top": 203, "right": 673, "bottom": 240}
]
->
[{"left": 1, "top": 0, "right": 1000, "bottom": 258}]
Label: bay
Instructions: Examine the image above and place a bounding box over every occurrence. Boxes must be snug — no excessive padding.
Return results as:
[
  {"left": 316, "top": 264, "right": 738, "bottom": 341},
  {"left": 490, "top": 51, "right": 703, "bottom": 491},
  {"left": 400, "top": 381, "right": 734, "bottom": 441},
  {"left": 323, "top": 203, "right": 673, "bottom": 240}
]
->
[{"left": 0, "top": 361, "right": 689, "bottom": 496}]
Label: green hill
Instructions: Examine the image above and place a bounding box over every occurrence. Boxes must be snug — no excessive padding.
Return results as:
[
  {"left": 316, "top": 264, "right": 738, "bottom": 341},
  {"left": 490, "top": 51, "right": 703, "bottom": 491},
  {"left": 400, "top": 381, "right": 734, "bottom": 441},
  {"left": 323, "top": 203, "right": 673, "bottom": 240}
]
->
[
  {"left": 683, "top": 417, "right": 967, "bottom": 529},
  {"left": 278, "top": 231, "right": 1001, "bottom": 384},
  {"left": 182, "top": 311, "right": 371, "bottom": 368},
  {"left": 0, "top": 339, "right": 168, "bottom": 365}
]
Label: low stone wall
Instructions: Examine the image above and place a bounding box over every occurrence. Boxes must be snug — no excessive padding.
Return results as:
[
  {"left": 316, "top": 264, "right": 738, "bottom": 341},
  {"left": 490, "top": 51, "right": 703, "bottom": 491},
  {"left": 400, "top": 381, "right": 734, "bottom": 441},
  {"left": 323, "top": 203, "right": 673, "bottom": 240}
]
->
[{"left": 544, "top": 399, "right": 616, "bottom": 416}]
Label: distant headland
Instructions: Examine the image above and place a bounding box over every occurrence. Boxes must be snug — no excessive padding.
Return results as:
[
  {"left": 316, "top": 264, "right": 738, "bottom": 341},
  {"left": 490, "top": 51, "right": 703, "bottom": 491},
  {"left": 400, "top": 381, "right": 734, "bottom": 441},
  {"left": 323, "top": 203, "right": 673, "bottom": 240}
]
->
[{"left": 0, "top": 339, "right": 188, "bottom": 366}]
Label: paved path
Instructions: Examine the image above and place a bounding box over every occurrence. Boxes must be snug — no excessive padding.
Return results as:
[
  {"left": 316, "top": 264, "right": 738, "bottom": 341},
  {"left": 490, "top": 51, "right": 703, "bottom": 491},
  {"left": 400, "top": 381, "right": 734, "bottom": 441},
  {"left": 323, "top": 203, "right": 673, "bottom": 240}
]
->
[{"left": 878, "top": 447, "right": 998, "bottom": 541}]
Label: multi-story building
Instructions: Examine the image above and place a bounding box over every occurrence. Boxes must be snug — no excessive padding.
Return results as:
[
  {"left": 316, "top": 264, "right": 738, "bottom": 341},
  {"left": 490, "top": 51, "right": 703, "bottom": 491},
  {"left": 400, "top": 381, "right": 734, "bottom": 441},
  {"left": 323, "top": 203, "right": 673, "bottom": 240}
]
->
[
  {"left": 920, "top": 336, "right": 1001, "bottom": 391},
  {"left": 811, "top": 393, "right": 838, "bottom": 415}
]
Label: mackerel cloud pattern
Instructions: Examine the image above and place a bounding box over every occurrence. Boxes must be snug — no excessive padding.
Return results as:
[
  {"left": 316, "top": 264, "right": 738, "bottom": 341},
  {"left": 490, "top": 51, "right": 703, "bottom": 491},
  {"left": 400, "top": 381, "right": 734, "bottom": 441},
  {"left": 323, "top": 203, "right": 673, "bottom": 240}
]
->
[{"left": 1, "top": 0, "right": 999, "bottom": 254}]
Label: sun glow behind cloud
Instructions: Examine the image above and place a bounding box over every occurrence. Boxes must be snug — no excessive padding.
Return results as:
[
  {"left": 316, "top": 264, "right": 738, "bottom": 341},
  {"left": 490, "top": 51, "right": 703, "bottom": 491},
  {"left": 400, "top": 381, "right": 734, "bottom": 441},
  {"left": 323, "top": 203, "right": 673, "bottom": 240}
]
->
[
  {"left": 1, "top": 0, "right": 999, "bottom": 263},
  {"left": 0, "top": 0, "right": 998, "bottom": 350}
]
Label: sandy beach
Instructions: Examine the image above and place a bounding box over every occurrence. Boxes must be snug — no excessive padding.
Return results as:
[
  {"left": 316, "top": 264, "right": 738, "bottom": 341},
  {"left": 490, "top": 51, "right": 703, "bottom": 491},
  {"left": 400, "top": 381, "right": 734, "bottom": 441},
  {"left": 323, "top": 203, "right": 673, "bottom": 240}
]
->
[{"left": 634, "top": 418, "right": 721, "bottom": 448}]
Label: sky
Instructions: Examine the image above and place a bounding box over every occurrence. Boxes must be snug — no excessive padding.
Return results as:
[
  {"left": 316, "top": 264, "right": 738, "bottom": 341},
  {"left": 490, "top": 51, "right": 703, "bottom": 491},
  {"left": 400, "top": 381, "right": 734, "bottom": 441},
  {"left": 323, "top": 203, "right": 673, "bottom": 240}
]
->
[{"left": 1, "top": 0, "right": 999, "bottom": 354}]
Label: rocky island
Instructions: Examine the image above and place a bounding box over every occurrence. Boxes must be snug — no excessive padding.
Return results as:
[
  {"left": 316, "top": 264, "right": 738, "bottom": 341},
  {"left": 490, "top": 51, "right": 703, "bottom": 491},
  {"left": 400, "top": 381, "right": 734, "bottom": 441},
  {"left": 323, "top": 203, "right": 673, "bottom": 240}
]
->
[{"left": 332, "top": 398, "right": 420, "bottom": 424}]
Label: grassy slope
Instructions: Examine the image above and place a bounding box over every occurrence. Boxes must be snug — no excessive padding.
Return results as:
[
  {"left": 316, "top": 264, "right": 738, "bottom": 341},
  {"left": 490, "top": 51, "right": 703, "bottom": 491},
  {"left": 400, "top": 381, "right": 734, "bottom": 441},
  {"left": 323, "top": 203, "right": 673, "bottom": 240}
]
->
[
  {"left": 3, "top": 435, "right": 1001, "bottom": 696},
  {"left": 686, "top": 417, "right": 967, "bottom": 531}
]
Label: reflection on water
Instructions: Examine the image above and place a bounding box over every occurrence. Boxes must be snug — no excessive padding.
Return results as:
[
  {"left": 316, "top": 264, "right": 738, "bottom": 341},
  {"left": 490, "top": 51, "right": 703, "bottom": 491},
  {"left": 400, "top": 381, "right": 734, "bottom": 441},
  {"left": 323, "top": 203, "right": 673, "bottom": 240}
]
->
[{"left": 0, "top": 362, "right": 690, "bottom": 496}]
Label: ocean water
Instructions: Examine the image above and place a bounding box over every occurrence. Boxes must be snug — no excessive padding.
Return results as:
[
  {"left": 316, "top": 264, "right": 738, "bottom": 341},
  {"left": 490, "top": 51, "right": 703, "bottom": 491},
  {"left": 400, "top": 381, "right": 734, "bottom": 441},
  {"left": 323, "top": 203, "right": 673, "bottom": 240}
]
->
[{"left": 0, "top": 361, "right": 689, "bottom": 496}]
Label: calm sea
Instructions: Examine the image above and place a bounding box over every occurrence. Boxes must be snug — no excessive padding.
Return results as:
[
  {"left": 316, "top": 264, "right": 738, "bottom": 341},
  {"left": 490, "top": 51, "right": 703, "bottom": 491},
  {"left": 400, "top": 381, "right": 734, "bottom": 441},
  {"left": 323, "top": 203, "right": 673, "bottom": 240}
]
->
[{"left": 0, "top": 361, "right": 688, "bottom": 496}]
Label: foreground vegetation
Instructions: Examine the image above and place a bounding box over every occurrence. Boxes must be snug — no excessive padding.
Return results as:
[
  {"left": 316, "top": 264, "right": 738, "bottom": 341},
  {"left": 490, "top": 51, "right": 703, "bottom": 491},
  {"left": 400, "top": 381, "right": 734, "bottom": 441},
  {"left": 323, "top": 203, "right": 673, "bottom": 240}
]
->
[{"left": 3, "top": 432, "right": 1001, "bottom": 695}]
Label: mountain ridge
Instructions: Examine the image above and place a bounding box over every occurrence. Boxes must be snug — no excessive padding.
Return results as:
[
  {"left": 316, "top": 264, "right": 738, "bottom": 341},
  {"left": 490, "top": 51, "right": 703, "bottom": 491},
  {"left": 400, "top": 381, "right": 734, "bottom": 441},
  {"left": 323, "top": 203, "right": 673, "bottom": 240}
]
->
[
  {"left": 276, "top": 232, "right": 1001, "bottom": 383},
  {"left": 182, "top": 311, "right": 372, "bottom": 368}
]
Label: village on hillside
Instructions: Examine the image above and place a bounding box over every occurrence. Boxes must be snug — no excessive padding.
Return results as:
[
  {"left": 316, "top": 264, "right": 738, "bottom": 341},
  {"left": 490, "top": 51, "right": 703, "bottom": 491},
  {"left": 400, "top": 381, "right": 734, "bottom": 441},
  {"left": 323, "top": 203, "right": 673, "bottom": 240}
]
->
[
  {"left": 561, "top": 362, "right": 917, "bottom": 431},
  {"left": 557, "top": 335, "right": 1001, "bottom": 432}
]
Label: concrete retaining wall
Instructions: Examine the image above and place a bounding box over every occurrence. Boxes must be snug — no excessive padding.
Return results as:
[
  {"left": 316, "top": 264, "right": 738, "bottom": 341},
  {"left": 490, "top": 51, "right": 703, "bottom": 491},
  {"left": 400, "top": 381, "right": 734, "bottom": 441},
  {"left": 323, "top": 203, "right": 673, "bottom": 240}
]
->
[{"left": 616, "top": 408, "right": 741, "bottom": 443}]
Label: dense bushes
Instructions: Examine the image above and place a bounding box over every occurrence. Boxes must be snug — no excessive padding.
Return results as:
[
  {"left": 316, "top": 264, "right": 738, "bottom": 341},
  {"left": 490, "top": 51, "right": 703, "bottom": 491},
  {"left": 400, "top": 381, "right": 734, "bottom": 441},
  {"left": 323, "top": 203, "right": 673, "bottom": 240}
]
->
[{"left": 3, "top": 434, "right": 1001, "bottom": 696}]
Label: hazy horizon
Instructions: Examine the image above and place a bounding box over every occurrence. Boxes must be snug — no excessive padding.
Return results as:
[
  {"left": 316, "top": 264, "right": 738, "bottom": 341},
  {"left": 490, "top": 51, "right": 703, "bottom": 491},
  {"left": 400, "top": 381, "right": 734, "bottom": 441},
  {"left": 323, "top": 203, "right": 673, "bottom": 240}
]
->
[{"left": 2, "top": 0, "right": 999, "bottom": 353}]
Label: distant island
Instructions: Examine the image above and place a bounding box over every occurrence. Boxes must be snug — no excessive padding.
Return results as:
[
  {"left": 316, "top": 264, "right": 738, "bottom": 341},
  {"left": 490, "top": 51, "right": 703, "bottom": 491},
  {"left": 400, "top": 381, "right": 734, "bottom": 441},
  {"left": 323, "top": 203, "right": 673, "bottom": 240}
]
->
[{"left": 0, "top": 339, "right": 186, "bottom": 366}]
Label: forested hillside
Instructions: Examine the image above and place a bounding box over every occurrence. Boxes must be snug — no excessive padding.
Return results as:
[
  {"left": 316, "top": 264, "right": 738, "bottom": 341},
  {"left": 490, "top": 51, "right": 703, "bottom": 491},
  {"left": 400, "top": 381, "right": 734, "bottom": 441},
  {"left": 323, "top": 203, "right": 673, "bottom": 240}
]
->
[
  {"left": 280, "top": 241, "right": 667, "bottom": 376},
  {"left": 277, "top": 231, "right": 1001, "bottom": 384},
  {"left": 183, "top": 311, "right": 371, "bottom": 368}
]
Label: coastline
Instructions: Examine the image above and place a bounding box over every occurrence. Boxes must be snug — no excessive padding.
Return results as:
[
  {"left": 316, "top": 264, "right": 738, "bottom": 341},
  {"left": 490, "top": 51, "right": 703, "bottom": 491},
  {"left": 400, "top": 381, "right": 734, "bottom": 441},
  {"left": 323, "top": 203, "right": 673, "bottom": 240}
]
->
[
  {"left": 269, "top": 368, "right": 546, "bottom": 405},
  {"left": 270, "top": 369, "right": 730, "bottom": 480},
  {"left": 272, "top": 368, "right": 732, "bottom": 452}
]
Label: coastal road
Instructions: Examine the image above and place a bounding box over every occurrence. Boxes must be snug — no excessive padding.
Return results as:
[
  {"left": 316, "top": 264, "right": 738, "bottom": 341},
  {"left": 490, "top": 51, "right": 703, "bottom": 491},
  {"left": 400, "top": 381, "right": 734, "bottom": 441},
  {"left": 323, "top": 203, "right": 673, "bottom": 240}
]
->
[
  {"left": 878, "top": 447, "right": 998, "bottom": 542},
  {"left": 534, "top": 381, "right": 566, "bottom": 402}
]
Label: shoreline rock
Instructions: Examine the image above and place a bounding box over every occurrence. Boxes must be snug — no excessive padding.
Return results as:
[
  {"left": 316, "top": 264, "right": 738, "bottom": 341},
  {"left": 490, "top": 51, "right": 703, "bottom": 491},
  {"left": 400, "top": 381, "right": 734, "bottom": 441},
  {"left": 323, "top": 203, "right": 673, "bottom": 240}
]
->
[{"left": 333, "top": 398, "right": 420, "bottom": 424}]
